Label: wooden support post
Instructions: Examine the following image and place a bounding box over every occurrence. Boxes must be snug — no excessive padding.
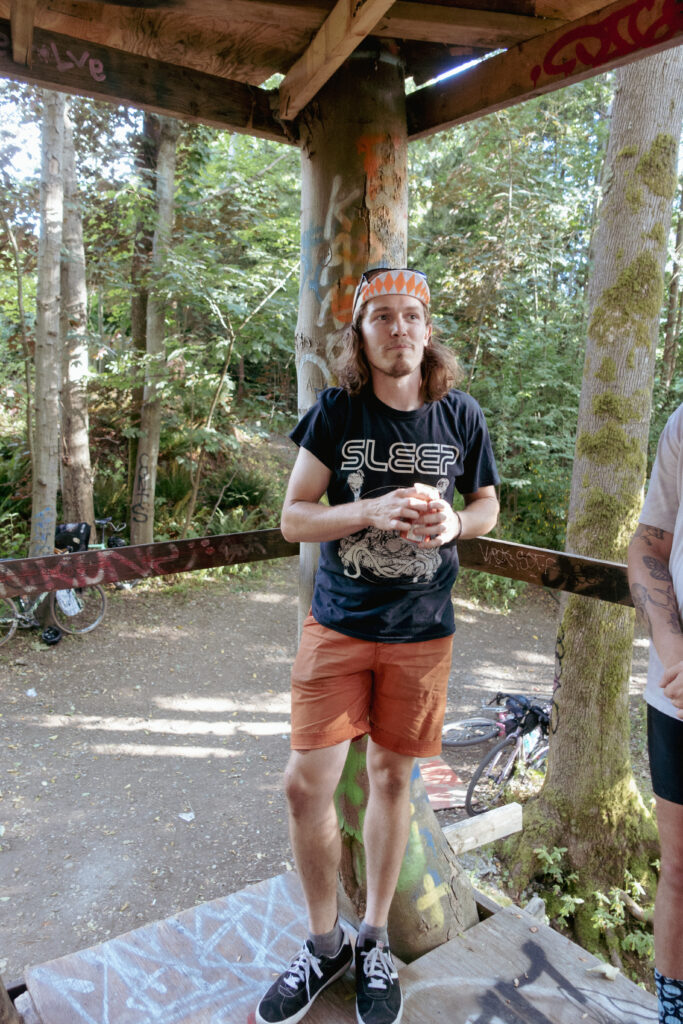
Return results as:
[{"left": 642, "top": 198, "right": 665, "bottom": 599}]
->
[{"left": 295, "top": 44, "right": 408, "bottom": 626}]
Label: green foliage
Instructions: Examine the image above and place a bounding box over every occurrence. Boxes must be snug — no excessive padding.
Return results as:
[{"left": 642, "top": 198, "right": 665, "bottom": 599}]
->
[
  {"left": 409, "top": 76, "right": 614, "bottom": 550},
  {"left": 533, "top": 847, "right": 655, "bottom": 972}
]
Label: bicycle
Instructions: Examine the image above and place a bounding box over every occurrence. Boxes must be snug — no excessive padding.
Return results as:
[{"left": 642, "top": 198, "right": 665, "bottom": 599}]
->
[
  {"left": 464, "top": 696, "right": 551, "bottom": 817},
  {"left": 442, "top": 691, "right": 538, "bottom": 747},
  {"left": 0, "top": 524, "right": 107, "bottom": 648}
]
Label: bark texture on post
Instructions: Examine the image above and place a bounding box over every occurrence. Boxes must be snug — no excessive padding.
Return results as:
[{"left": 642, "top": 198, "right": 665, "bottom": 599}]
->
[
  {"left": 60, "top": 101, "right": 95, "bottom": 532},
  {"left": 294, "top": 47, "right": 478, "bottom": 960},
  {"left": 515, "top": 50, "right": 683, "bottom": 944},
  {"left": 296, "top": 47, "right": 409, "bottom": 627},
  {"left": 30, "top": 90, "right": 65, "bottom": 559}
]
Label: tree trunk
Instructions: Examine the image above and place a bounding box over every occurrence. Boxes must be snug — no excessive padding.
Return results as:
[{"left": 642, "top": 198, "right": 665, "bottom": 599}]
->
[
  {"left": 662, "top": 185, "right": 683, "bottom": 389},
  {"left": 60, "top": 99, "right": 95, "bottom": 532},
  {"left": 127, "top": 113, "right": 159, "bottom": 504},
  {"left": 30, "top": 90, "right": 65, "bottom": 559},
  {"left": 512, "top": 50, "right": 683, "bottom": 953},
  {"left": 129, "top": 116, "right": 180, "bottom": 544},
  {"left": 296, "top": 45, "right": 478, "bottom": 960}
]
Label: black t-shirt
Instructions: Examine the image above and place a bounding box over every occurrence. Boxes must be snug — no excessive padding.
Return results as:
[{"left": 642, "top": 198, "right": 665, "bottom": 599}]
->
[{"left": 290, "top": 386, "right": 499, "bottom": 643}]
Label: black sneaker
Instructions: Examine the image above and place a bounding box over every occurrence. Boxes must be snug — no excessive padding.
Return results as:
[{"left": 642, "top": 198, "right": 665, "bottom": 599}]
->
[
  {"left": 355, "top": 938, "right": 403, "bottom": 1024},
  {"left": 256, "top": 932, "right": 353, "bottom": 1024}
]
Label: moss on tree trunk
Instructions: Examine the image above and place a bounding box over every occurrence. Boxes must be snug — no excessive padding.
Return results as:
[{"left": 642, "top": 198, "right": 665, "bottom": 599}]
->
[{"left": 503, "top": 50, "right": 683, "bottom": 967}]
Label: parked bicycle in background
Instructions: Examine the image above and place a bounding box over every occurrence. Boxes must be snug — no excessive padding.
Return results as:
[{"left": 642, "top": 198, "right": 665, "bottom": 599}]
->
[
  {"left": 462, "top": 694, "right": 551, "bottom": 816},
  {"left": 0, "top": 521, "right": 107, "bottom": 647}
]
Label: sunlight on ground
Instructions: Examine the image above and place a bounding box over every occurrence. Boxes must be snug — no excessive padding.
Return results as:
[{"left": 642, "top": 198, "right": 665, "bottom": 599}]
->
[
  {"left": 34, "top": 714, "right": 290, "bottom": 737},
  {"left": 89, "top": 743, "right": 244, "bottom": 758},
  {"left": 153, "top": 694, "right": 290, "bottom": 713}
]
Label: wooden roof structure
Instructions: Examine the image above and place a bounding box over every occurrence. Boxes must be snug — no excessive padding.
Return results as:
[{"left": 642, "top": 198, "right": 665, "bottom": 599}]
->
[{"left": 0, "top": 1, "right": 682, "bottom": 144}]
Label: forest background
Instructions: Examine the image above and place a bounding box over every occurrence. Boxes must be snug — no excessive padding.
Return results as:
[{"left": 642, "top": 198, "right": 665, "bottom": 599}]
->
[{"left": 1, "top": 71, "right": 682, "bottom": 592}]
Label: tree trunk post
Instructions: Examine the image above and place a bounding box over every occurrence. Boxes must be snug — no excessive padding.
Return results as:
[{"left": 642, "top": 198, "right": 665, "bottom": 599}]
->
[
  {"left": 295, "top": 46, "right": 478, "bottom": 960},
  {"left": 130, "top": 116, "right": 180, "bottom": 545},
  {"left": 516, "top": 49, "right": 683, "bottom": 944},
  {"left": 60, "top": 99, "right": 95, "bottom": 533},
  {"left": 30, "top": 89, "right": 66, "bottom": 559}
]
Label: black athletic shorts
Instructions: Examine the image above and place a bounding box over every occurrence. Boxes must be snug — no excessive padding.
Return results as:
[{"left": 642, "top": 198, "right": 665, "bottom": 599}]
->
[{"left": 647, "top": 703, "right": 683, "bottom": 805}]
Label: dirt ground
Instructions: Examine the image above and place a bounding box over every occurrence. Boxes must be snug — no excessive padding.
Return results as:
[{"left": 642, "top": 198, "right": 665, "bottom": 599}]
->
[{"left": 0, "top": 559, "right": 650, "bottom": 986}]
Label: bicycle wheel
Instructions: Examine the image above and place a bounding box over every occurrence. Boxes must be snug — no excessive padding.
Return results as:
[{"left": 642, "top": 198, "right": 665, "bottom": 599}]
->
[
  {"left": 465, "top": 734, "right": 518, "bottom": 816},
  {"left": 50, "top": 585, "right": 107, "bottom": 634},
  {"left": 442, "top": 716, "right": 499, "bottom": 746},
  {"left": 0, "top": 596, "right": 18, "bottom": 647}
]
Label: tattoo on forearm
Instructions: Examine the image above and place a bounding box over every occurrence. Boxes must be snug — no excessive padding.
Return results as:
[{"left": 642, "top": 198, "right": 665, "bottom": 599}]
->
[
  {"left": 630, "top": 582, "right": 653, "bottom": 635},
  {"left": 633, "top": 524, "right": 666, "bottom": 546},
  {"left": 643, "top": 555, "right": 673, "bottom": 581},
  {"left": 632, "top": 553, "right": 682, "bottom": 636}
]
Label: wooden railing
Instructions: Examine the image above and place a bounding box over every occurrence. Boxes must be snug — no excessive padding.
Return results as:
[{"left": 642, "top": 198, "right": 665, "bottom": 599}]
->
[{"left": 0, "top": 529, "right": 632, "bottom": 606}]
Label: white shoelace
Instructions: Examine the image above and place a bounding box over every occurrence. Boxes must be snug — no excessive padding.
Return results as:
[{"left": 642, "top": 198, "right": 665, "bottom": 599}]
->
[
  {"left": 361, "top": 945, "right": 397, "bottom": 990},
  {"left": 284, "top": 946, "right": 323, "bottom": 994}
]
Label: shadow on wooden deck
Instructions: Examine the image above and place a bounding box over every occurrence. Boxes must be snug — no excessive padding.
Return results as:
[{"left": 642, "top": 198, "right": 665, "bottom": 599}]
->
[{"left": 13, "top": 870, "right": 656, "bottom": 1023}]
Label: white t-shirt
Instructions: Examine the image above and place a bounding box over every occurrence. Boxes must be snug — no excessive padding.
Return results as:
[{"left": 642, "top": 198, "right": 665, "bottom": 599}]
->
[{"left": 639, "top": 403, "right": 683, "bottom": 718}]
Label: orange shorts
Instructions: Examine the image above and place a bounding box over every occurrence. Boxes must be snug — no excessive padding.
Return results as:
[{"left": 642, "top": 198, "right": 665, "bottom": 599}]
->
[{"left": 290, "top": 614, "right": 453, "bottom": 757}]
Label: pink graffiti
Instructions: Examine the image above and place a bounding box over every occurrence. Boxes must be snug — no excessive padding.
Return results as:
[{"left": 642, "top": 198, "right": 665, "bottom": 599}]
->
[
  {"left": 530, "top": 0, "right": 683, "bottom": 86},
  {"left": 35, "top": 38, "right": 106, "bottom": 82}
]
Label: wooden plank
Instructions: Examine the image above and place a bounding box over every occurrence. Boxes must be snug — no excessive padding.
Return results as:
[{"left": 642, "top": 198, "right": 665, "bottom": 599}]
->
[
  {"left": 24, "top": 872, "right": 316, "bottom": 1024},
  {"left": 0, "top": 974, "right": 23, "bottom": 1024},
  {"left": 278, "top": 0, "right": 395, "bottom": 120},
  {"left": 373, "top": 4, "right": 566, "bottom": 48},
  {"left": 0, "top": 19, "right": 290, "bottom": 142},
  {"left": 407, "top": 0, "right": 683, "bottom": 139},
  {"left": 0, "top": 528, "right": 298, "bottom": 599},
  {"left": 534, "top": 0, "right": 606, "bottom": 17},
  {"left": 9, "top": 0, "right": 35, "bottom": 65},
  {"left": 11, "top": 991, "right": 39, "bottom": 1024},
  {"left": 443, "top": 802, "right": 523, "bottom": 856},
  {"left": 0, "top": 530, "right": 632, "bottom": 604},
  {"left": 458, "top": 536, "right": 632, "bottom": 605},
  {"left": 400, "top": 905, "right": 657, "bottom": 1023}
]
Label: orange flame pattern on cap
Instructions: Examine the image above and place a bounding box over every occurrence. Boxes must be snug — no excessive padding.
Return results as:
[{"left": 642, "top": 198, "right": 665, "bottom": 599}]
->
[{"left": 356, "top": 270, "right": 430, "bottom": 313}]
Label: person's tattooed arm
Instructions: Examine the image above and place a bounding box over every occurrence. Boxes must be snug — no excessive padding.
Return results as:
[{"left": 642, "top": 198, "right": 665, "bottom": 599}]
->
[
  {"left": 629, "top": 525, "right": 680, "bottom": 636},
  {"left": 628, "top": 522, "right": 683, "bottom": 713}
]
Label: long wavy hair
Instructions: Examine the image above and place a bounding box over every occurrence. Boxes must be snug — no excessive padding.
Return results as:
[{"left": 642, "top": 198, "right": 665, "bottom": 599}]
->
[{"left": 334, "top": 301, "right": 463, "bottom": 401}]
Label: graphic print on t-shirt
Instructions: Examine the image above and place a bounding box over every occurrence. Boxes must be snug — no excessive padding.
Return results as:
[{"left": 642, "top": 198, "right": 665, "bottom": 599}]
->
[{"left": 338, "top": 470, "right": 444, "bottom": 584}]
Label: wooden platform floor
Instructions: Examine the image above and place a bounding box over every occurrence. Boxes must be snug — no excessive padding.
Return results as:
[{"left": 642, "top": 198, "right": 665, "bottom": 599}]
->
[{"left": 14, "top": 871, "right": 657, "bottom": 1024}]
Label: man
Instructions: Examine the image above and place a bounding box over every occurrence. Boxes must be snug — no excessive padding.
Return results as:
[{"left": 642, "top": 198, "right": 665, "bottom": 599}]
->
[
  {"left": 628, "top": 405, "right": 683, "bottom": 1024},
  {"left": 256, "top": 268, "right": 499, "bottom": 1024}
]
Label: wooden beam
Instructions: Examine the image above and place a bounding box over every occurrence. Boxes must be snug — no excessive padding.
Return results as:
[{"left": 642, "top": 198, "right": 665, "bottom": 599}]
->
[
  {"left": 10, "top": 0, "right": 35, "bottom": 65},
  {"left": 407, "top": 0, "right": 683, "bottom": 139},
  {"left": 0, "top": 531, "right": 632, "bottom": 604},
  {"left": 0, "top": 18, "right": 291, "bottom": 142},
  {"left": 277, "top": 0, "right": 395, "bottom": 120},
  {"left": 458, "top": 536, "right": 632, "bottom": 604},
  {"left": 373, "top": 3, "right": 565, "bottom": 48},
  {"left": 442, "top": 803, "right": 523, "bottom": 856},
  {"left": 534, "top": 0, "right": 606, "bottom": 17},
  {"left": 0, "top": 529, "right": 298, "bottom": 599}
]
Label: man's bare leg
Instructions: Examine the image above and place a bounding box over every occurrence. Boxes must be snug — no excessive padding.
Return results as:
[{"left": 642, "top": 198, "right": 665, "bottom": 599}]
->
[
  {"left": 363, "top": 738, "right": 414, "bottom": 927},
  {"left": 284, "top": 739, "right": 350, "bottom": 934},
  {"left": 653, "top": 796, "right": 683, "bottom": 1022}
]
